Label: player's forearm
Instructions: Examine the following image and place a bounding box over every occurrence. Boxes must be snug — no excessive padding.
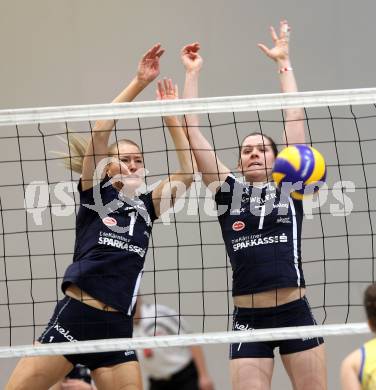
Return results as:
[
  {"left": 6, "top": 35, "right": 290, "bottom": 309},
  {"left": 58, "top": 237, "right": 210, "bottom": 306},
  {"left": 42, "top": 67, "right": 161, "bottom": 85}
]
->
[
  {"left": 277, "top": 58, "right": 305, "bottom": 144},
  {"left": 167, "top": 119, "right": 195, "bottom": 175},
  {"left": 183, "top": 70, "right": 200, "bottom": 99},
  {"left": 190, "top": 345, "right": 210, "bottom": 377},
  {"left": 277, "top": 58, "right": 304, "bottom": 121},
  {"left": 93, "top": 76, "right": 149, "bottom": 135},
  {"left": 112, "top": 76, "right": 149, "bottom": 103},
  {"left": 187, "top": 125, "right": 219, "bottom": 176},
  {"left": 182, "top": 70, "right": 200, "bottom": 129}
]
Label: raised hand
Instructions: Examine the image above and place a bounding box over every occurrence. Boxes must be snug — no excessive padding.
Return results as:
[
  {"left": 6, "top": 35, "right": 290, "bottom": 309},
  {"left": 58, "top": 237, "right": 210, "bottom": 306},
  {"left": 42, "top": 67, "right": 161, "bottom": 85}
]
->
[
  {"left": 258, "top": 20, "right": 290, "bottom": 64},
  {"left": 156, "top": 78, "right": 179, "bottom": 101},
  {"left": 156, "top": 78, "right": 179, "bottom": 128},
  {"left": 137, "top": 43, "right": 165, "bottom": 85},
  {"left": 181, "top": 42, "right": 203, "bottom": 73}
]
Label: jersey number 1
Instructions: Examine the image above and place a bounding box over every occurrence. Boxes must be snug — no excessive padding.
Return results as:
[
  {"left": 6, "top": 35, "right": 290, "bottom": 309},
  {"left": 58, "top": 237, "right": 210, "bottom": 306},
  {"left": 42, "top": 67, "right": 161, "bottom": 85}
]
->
[
  {"left": 128, "top": 211, "right": 137, "bottom": 236},
  {"left": 258, "top": 205, "right": 265, "bottom": 230}
]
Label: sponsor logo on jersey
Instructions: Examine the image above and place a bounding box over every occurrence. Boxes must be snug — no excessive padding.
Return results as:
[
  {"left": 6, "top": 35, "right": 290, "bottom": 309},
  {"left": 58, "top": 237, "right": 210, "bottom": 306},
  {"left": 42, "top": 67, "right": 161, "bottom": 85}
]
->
[
  {"left": 233, "top": 321, "right": 254, "bottom": 352},
  {"left": 98, "top": 236, "right": 146, "bottom": 257},
  {"left": 232, "top": 233, "right": 288, "bottom": 251},
  {"left": 53, "top": 323, "right": 77, "bottom": 342},
  {"left": 234, "top": 321, "right": 253, "bottom": 331},
  {"left": 273, "top": 202, "right": 289, "bottom": 209},
  {"left": 276, "top": 217, "right": 291, "bottom": 224},
  {"left": 102, "top": 216, "right": 117, "bottom": 226},
  {"left": 302, "top": 336, "right": 315, "bottom": 341},
  {"left": 232, "top": 221, "right": 245, "bottom": 231}
]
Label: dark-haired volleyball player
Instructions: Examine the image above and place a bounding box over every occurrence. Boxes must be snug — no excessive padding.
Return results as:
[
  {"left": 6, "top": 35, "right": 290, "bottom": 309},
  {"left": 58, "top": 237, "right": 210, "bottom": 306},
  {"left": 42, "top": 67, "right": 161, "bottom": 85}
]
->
[
  {"left": 341, "top": 283, "right": 376, "bottom": 390},
  {"left": 184, "top": 22, "right": 327, "bottom": 390},
  {"left": 6, "top": 45, "right": 195, "bottom": 390}
]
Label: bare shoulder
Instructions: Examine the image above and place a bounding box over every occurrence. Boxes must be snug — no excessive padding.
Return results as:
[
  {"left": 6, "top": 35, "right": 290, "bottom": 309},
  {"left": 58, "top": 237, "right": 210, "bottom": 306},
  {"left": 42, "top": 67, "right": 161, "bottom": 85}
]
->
[
  {"left": 340, "top": 349, "right": 363, "bottom": 390},
  {"left": 342, "top": 348, "right": 361, "bottom": 371}
]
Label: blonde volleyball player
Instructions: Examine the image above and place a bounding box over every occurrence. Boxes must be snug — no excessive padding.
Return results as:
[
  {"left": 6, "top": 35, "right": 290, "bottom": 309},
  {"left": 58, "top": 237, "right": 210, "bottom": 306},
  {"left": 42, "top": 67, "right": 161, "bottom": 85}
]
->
[
  {"left": 183, "top": 21, "right": 327, "bottom": 390},
  {"left": 6, "top": 45, "right": 195, "bottom": 390},
  {"left": 341, "top": 283, "right": 376, "bottom": 390}
]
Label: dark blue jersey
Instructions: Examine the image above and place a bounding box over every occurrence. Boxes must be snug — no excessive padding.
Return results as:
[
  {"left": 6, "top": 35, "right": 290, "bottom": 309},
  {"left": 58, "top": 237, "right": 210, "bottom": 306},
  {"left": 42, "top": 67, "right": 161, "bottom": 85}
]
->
[
  {"left": 215, "top": 174, "right": 305, "bottom": 296},
  {"left": 62, "top": 176, "right": 157, "bottom": 314}
]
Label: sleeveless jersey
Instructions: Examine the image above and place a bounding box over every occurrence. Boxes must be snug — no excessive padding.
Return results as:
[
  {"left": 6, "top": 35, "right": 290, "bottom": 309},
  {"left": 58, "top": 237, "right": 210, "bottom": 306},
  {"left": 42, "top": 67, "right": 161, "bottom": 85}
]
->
[
  {"left": 215, "top": 174, "right": 305, "bottom": 296},
  {"left": 62, "top": 176, "right": 157, "bottom": 314},
  {"left": 360, "top": 338, "right": 376, "bottom": 389}
]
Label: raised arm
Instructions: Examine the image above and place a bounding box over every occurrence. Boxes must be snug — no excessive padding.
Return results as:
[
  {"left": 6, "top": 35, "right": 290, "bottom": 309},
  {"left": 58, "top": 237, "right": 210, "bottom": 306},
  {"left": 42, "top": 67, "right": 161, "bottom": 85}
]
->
[
  {"left": 181, "top": 43, "right": 230, "bottom": 191},
  {"left": 181, "top": 42, "right": 201, "bottom": 129},
  {"left": 152, "top": 79, "right": 195, "bottom": 217},
  {"left": 258, "top": 20, "right": 306, "bottom": 146},
  {"left": 80, "top": 44, "right": 164, "bottom": 191}
]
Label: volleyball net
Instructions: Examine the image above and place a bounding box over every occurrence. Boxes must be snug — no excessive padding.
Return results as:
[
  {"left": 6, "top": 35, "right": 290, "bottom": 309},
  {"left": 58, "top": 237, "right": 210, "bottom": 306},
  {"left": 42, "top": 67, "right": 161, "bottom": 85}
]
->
[{"left": 0, "top": 88, "right": 375, "bottom": 358}]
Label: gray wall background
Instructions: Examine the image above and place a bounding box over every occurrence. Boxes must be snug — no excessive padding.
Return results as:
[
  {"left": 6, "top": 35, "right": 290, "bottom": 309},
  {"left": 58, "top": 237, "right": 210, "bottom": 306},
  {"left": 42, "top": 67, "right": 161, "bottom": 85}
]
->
[{"left": 1, "top": 1, "right": 376, "bottom": 389}]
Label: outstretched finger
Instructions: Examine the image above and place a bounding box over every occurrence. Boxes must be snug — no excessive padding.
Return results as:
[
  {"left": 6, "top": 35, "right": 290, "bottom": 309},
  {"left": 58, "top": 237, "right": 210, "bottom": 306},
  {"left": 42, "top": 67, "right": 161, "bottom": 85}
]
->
[
  {"left": 257, "top": 43, "right": 270, "bottom": 56},
  {"left": 182, "top": 42, "right": 200, "bottom": 54},
  {"left": 174, "top": 84, "right": 179, "bottom": 98},
  {"left": 156, "top": 86, "right": 162, "bottom": 100},
  {"left": 188, "top": 42, "right": 200, "bottom": 52},
  {"left": 168, "top": 79, "right": 176, "bottom": 96},
  {"left": 270, "top": 26, "right": 278, "bottom": 42},
  {"left": 168, "top": 79, "right": 174, "bottom": 93},
  {"left": 163, "top": 78, "right": 170, "bottom": 93},
  {"left": 144, "top": 43, "right": 162, "bottom": 59},
  {"left": 155, "top": 48, "right": 165, "bottom": 58},
  {"left": 157, "top": 80, "right": 165, "bottom": 99},
  {"left": 280, "top": 20, "right": 290, "bottom": 40}
]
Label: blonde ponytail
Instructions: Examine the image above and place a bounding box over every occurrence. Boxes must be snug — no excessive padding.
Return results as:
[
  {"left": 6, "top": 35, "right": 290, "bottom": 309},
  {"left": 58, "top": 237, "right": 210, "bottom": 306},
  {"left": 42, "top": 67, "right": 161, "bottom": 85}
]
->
[
  {"left": 54, "top": 132, "right": 141, "bottom": 174},
  {"left": 54, "top": 132, "right": 89, "bottom": 174}
]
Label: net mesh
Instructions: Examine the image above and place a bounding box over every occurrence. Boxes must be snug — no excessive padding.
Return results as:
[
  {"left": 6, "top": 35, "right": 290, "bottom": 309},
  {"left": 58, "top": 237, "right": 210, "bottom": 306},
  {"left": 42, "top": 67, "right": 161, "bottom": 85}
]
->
[{"left": 0, "top": 88, "right": 375, "bottom": 357}]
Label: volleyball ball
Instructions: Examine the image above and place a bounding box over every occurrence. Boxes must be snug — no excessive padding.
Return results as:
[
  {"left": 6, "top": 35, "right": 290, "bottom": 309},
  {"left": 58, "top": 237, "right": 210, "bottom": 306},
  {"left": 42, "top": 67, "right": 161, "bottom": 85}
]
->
[{"left": 272, "top": 145, "right": 326, "bottom": 200}]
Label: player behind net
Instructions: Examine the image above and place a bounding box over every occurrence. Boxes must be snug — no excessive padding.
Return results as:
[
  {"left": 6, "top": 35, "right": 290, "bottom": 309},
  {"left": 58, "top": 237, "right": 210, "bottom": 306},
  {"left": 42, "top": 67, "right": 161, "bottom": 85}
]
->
[
  {"left": 184, "top": 21, "right": 327, "bottom": 390},
  {"left": 6, "top": 44, "right": 197, "bottom": 390}
]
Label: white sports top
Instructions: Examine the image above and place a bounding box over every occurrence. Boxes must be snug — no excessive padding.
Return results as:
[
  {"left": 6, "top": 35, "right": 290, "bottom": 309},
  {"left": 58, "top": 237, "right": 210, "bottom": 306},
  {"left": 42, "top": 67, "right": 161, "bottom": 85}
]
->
[{"left": 133, "top": 303, "right": 192, "bottom": 379}]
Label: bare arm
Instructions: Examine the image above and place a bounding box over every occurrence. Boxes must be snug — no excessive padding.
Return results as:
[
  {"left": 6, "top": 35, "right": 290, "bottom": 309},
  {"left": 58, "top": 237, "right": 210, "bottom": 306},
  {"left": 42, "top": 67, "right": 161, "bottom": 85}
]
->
[
  {"left": 181, "top": 43, "right": 201, "bottom": 132},
  {"left": 180, "top": 43, "right": 230, "bottom": 191},
  {"left": 258, "top": 20, "right": 306, "bottom": 146},
  {"left": 190, "top": 346, "right": 215, "bottom": 390},
  {"left": 340, "top": 349, "right": 362, "bottom": 390},
  {"left": 152, "top": 79, "right": 195, "bottom": 217},
  {"left": 80, "top": 44, "right": 164, "bottom": 191}
]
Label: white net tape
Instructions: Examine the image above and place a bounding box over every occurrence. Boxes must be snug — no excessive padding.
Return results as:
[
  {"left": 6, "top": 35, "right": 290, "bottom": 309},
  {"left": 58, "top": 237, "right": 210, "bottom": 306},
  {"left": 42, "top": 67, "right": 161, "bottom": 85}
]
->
[
  {"left": 1, "top": 87, "right": 375, "bottom": 358},
  {"left": 0, "top": 323, "right": 370, "bottom": 359},
  {"left": 1, "top": 88, "right": 376, "bottom": 126}
]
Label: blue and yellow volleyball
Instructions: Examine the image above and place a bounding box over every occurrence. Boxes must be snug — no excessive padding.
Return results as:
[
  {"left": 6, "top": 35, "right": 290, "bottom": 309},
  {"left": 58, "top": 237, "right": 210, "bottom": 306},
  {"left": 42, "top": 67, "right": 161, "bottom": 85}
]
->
[{"left": 272, "top": 145, "right": 326, "bottom": 200}]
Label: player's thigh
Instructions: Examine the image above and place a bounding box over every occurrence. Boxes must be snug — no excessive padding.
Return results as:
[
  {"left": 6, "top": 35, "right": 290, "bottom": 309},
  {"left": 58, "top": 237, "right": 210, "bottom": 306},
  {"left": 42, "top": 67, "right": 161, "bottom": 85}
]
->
[
  {"left": 230, "top": 357, "right": 274, "bottom": 390},
  {"left": 5, "top": 354, "right": 73, "bottom": 390},
  {"left": 281, "top": 344, "right": 327, "bottom": 390},
  {"left": 92, "top": 360, "right": 143, "bottom": 390}
]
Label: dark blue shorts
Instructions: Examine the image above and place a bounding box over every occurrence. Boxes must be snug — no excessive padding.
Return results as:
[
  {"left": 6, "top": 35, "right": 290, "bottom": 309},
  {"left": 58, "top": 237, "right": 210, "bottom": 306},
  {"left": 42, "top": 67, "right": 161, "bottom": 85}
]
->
[
  {"left": 38, "top": 296, "right": 137, "bottom": 370},
  {"left": 230, "top": 296, "right": 324, "bottom": 359}
]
